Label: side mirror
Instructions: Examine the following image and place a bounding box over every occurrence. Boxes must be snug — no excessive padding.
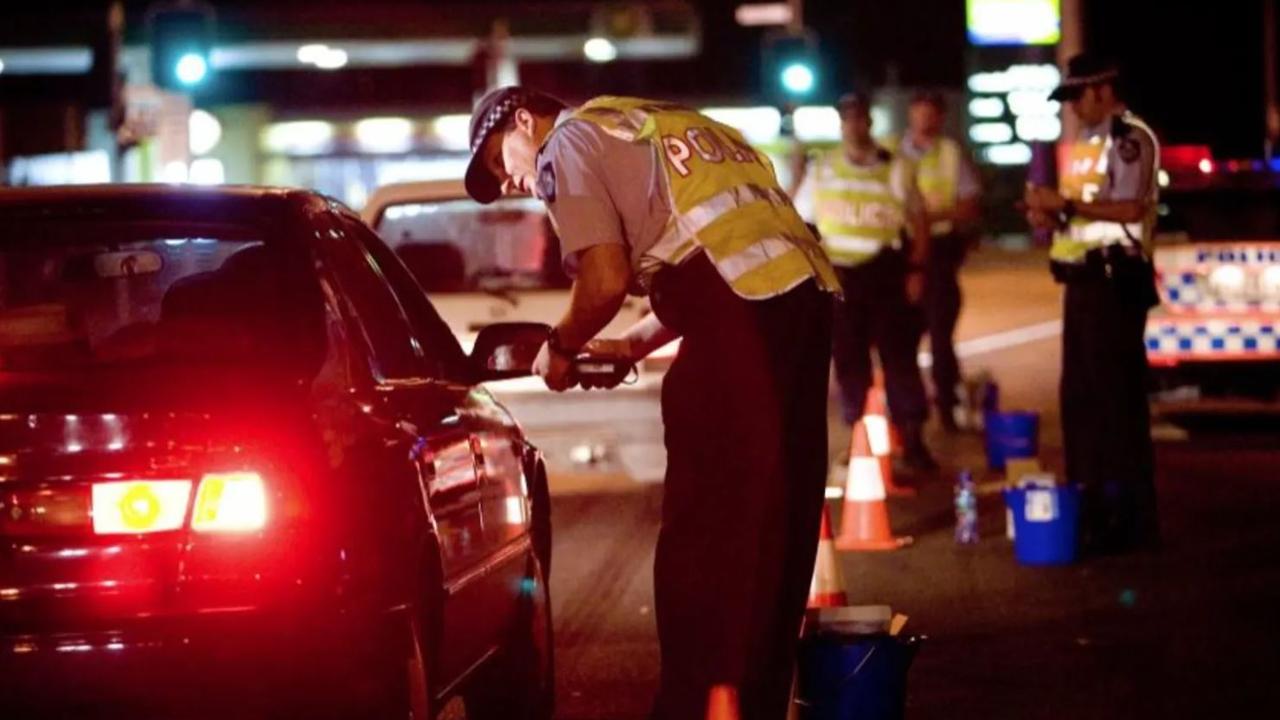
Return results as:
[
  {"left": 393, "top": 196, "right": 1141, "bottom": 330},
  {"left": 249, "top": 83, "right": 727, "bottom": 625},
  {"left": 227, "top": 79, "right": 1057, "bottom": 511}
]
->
[{"left": 471, "top": 321, "right": 550, "bottom": 381}]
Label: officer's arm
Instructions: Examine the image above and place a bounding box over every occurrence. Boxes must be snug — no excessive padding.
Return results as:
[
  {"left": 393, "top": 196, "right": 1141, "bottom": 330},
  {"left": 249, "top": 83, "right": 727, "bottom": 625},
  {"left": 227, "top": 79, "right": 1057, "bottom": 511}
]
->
[
  {"left": 554, "top": 243, "right": 631, "bottom": 351},
  {"left": 929, "top": 151, "right": 982, "bottom": 226},
  {"left": 622, "top": 313, "right": 680, "bottom": 360},
  {"left": 899, "top": 164, "right": 931, "bottom": 266},
  {"left": 1072, "top": 199, "right": 1150, "bottom": 224}
]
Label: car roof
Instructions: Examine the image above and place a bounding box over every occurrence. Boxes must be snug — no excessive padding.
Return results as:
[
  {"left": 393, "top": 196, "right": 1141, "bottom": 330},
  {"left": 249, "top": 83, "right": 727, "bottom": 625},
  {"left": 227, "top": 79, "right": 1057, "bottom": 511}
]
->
[
  {"left": 0, "top": 184, "right": 337, "bottom": 225},
  {"left": 1165, "top": 171, "right": 1280, "bottom": 195},
  {"left": 361, "top": 179, "right": 467, "bottom": 225}
]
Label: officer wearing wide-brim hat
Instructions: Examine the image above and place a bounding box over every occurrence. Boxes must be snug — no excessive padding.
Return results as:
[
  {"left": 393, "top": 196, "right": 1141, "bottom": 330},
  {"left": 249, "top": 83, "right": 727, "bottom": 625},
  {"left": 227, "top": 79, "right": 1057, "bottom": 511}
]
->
[
  {"left": 465, "top": 85, "right": 841, "bottom": 719},
  {"left": 1023, "top": 53, "right": 1162, "bottom": 555}
]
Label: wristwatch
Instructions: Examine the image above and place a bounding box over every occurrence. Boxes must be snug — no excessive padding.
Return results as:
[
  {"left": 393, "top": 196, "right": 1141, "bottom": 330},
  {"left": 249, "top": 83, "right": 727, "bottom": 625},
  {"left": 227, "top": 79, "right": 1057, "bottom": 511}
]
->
[
  {"left": 1061, "top": 199, "right": 1078, "bottom": 221},
  {"left": 546, "top": 327, "right": 580, "bottom": 360}
]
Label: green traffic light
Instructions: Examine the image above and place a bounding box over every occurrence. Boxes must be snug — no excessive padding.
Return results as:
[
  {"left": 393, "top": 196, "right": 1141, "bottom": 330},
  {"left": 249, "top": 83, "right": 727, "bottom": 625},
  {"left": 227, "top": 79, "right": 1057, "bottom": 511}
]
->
[
  {"left": 781, "top": 62, "right": 815, "bottom": 95},
  {"left": 175, "top": 52, "right": 208, "bottom": 86}
]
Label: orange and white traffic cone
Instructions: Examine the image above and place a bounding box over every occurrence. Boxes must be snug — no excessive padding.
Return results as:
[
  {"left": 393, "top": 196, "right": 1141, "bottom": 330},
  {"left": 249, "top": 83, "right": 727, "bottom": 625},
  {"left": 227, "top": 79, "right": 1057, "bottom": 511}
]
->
[
  {"left": 808, "top": 504, "right": 847, "bottom": 608},
  {"left": 863, "top": 381, "right": 916, "bottom": 497},
  {"left": 835, "top": 421, "right": 913, "bottom": 551}
]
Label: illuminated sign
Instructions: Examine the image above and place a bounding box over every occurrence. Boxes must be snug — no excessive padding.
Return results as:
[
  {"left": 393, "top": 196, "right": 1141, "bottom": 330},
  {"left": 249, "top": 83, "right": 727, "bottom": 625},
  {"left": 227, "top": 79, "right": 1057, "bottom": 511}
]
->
[{"left": 967, "top": 0, "right": 1061, "bottom": 46}]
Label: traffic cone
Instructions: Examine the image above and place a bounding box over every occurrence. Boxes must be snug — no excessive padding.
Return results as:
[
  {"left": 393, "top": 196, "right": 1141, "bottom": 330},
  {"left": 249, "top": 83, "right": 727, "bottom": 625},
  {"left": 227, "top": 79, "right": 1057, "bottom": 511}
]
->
[
  {"left": 863, "top": 381, "right": 916, "bottom": 497},
  {"left": 835, "top": 421, "right": 913, "bottom": 551},
  {"left": 808, "top": 505, "right": 847, "bottom": 608}
]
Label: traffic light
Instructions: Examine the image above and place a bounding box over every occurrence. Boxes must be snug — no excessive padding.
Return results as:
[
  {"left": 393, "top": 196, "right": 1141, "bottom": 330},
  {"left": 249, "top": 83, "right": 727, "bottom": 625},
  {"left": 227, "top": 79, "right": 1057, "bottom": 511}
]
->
[
  {"left": 148, "top": 3, "right": 214, "bottom": 91},
  {"left": 762, "top": 31, "right": 821, "bottom": 103}
]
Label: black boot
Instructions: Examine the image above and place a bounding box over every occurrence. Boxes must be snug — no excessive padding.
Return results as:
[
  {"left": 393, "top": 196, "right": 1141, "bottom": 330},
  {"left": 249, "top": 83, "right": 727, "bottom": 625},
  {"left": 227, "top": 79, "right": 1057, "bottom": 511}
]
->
[{"left": 896, "top": 422, "right": 939, "bottom": 473}]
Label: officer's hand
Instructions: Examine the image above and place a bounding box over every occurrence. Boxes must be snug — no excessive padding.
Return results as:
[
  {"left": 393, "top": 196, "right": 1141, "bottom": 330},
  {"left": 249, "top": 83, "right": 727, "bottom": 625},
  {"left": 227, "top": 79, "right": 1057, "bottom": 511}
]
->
[
  {"left": 576, "top": 339, "right": 636, "bottom": 391},
  {"left": 905, "top": 271, "right": 925, "bottom": 305},
  {"left": 532, "top": 341, "right": 576, "bottom": 392},
  {"left": 1026, "top": 208, "right": 1058, "bottom": 231},
  {"left": 1024, "top": 185, "right": 1066, "bottom": 213}
]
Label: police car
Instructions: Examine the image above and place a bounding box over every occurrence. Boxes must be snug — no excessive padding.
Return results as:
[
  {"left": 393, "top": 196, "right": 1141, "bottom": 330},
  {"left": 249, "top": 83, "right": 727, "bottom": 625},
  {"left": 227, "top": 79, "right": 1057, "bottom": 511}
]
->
[
  {"left": 362, "top": 180, "right": 673, "bottom": 485},
  {"left": 1146, "top": 151, "right": 1280, "bottom": 413}
]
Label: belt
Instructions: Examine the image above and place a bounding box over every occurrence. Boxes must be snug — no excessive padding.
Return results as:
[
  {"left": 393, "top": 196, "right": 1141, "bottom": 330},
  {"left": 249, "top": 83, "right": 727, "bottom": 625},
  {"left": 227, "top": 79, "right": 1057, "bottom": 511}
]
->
[{"left": 1050, "top": 245, "right": 1146, "bottom": 284}]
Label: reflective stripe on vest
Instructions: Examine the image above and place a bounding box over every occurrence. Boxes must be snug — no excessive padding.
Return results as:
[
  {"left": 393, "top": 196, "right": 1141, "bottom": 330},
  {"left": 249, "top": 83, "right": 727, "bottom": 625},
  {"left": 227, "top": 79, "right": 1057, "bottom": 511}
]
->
[
  {"left": 884, "top": 135, "right": 960, "bottom": 236},
  {"left": 566, "top": 96, "right": 841, "bottom": 299},
  {"left": 811, "top": 150, "right": 905, "bottom": 267},
  {"left": 1051, "top": 112, "right": 1159, "bottom": 264}
]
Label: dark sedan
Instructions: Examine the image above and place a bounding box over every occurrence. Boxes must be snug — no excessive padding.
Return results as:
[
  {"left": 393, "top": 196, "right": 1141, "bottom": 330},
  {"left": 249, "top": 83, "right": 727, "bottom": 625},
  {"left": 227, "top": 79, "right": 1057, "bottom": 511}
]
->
[{"left": 0, "top": 185, "right": 553, "bottom": 719}]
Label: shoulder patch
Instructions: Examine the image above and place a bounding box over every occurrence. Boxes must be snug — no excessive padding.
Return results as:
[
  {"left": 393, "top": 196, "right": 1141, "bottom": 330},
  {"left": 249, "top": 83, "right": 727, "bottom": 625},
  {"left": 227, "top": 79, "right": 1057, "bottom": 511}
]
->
[
  {"left": 1117, "top": 136, "right": 1141, "bottom": 163},
  {"left": 536, "top": 162, "right": 557, "bottom": 203}
]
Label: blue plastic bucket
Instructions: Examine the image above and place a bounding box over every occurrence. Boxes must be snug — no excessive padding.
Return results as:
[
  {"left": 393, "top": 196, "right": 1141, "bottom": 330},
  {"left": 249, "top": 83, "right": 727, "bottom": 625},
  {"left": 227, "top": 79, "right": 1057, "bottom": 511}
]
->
[
  {"left": 984, "top": 411, "right": 1040, "bottom": 471},
  {"left": 796, "top": 633, "right": 922, "bottom": 720},
  {"left": 1003, "top": 485, "right": 1080, "bottom": 566}
]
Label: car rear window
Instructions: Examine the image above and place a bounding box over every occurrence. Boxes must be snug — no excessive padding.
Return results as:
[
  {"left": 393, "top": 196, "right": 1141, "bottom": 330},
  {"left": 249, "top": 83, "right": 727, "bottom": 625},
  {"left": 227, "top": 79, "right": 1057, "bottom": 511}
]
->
[
  {"left": 1158, "top": 188, "right": 1280, "bottom": 242},
  {"left": 374, "top": 196, "right": 570, "bottom": 293},
  {"left": 0, "top": 218, "right": 325, "bottom": 375}
]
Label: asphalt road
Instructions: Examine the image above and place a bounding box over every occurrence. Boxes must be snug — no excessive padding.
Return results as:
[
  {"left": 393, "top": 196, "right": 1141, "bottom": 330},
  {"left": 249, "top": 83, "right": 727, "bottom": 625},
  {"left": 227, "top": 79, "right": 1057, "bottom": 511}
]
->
[{"left": 540, "top": 248, "right": 1280, "bottom": 720}]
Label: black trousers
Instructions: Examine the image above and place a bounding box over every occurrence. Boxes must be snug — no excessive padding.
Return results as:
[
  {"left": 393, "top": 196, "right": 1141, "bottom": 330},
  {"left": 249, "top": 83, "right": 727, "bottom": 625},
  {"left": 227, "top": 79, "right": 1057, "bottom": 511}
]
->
[
  {"left": 831, "top": 251, "right": 929, "bottom": 427},
  {"left": 1059, "top": 259, "right": 1160, "bottom": 551},
  {"left": 649, "top": 254, "right": 833, "bottom": 720},
  {"left": 924, "top": 233, "right": 967, "bottom": 413}
]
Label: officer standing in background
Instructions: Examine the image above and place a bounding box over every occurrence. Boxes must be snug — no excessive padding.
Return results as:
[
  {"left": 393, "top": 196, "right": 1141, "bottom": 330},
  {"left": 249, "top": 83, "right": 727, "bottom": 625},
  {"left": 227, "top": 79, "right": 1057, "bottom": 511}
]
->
[
  {"left": 794, "top": 91, "right": 938, "bottom": 471},
  {"left": 885, "top": 92, "right": 982, "bottom": 431},
  {"left": 464, "top": 87, "right": 841, "bottom": 720},
  {"left": 1023, "top": 54, "right": 1161, "bottom": 554}
]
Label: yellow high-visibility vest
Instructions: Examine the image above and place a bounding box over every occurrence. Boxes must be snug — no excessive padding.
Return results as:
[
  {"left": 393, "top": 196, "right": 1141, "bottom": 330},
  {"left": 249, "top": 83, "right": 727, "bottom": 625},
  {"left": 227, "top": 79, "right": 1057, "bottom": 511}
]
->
[
  {"left": 562, "top": 96, "right": 840, "bottom": 299},
  {"left": 810, "top": 148, "right": 907, "bottom": 267},
  {"left": 883, "top": 135, "right": 961, "bottom": 236},
  {"left": 1051, "top": 112, "right": 1159, "bottom": 264}
]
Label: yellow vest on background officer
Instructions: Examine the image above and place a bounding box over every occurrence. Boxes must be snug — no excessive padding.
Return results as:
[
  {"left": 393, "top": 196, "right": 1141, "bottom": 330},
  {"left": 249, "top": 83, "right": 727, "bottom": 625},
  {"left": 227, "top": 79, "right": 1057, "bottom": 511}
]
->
[
  {"left": 464, "top": 87, "right": 838, "bottom": 720},
  {"left": 1024, "top": 54, "right": 1161, "bottom": 555},
  {"left": 793, "top": 91, "right": 938, "bottom": 474},
  {"left": 882, "top": 91, "right": 983, "bottom": 431}
]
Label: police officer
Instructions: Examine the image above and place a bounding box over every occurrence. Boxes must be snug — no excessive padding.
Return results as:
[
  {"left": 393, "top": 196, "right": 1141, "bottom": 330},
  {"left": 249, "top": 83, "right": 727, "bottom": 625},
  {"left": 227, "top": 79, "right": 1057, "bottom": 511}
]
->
[
  {"left": 794, "top": 92, "right": 937, "bottom": 471},
  {"left": 885, "top": 92, "right": 982, "bottom": 431},
  {"left": 464, "top": 87, "right": 841, "bottom": 720},
  {"left": 1023, "top": 54, "right": 1161, "bottom": 554}
]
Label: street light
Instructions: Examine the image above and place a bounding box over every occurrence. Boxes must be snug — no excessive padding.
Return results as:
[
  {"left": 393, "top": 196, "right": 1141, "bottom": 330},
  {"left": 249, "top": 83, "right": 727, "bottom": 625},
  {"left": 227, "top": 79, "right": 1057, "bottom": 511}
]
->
[{"left": 583, "top": 37, "right": 619, "bottom": 63}]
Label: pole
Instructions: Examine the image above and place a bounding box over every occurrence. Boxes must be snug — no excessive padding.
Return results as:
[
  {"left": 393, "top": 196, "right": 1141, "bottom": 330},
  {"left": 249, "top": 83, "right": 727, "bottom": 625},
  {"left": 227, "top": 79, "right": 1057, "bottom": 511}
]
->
[
  {"left": 1264, "top": 0, "right": 1278, "bottom": 161},
  {"left": 1057, "top": 0, "right": 1084, "bottom": 144},
  {"left": 787, "top": 0, "right": 803, "bottom": 34}
]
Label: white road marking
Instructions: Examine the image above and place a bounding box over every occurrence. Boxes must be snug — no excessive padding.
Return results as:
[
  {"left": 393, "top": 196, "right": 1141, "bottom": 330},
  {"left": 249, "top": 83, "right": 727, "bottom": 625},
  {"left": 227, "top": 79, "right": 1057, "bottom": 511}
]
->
[{"left": 919, "top": 319, "right": 1063, "bottom": 368}]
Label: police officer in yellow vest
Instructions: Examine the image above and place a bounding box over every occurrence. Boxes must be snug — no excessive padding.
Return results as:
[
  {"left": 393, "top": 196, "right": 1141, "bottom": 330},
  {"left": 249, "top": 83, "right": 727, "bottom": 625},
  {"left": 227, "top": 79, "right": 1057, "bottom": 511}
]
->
[
  {"left": 1023, "top": 54, "right": 1161, "bottom": 554},
  {"left": 883, "top": 92, "right": 982, "bottom": 431},
  {"left": 794, "top": 91, "right": 938, "bottom": 471},
  {"left": 464, "top": 87, "right": 840, "bottom": 720}
]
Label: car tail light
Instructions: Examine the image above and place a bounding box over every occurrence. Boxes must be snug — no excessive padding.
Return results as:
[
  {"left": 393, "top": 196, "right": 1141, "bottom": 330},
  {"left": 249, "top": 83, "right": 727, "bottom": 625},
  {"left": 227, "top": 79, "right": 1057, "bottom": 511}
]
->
[
  {"left": 191, "top": 472, "right": 267, "bottom": 533},
  {"left": 92, "top": 480, "right": 192, "bottom": 535}
]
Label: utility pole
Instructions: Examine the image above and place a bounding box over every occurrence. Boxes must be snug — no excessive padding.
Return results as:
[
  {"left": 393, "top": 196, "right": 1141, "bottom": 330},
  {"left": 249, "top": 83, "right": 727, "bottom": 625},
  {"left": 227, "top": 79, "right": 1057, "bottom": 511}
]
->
[
  {"left": 1057, "top": 0, "right": 1083, "bottom": 144},
  {"left": 1264, "top": 0, "right": 1277, "bottom": 161}
]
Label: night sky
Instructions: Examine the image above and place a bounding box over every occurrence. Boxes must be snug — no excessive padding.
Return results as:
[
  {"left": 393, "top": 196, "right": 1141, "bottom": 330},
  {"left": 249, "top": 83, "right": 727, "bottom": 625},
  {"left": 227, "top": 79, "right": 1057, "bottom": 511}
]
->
[{"left": 16, "top": 0, "right": 1278, "bottom": 157}]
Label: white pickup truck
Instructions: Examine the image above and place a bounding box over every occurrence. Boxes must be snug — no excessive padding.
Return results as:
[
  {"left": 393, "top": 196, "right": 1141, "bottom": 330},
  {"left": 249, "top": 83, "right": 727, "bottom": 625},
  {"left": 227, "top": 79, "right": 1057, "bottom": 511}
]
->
[{"left": 362, "top": 180, "right": 673, "bottom": 486}]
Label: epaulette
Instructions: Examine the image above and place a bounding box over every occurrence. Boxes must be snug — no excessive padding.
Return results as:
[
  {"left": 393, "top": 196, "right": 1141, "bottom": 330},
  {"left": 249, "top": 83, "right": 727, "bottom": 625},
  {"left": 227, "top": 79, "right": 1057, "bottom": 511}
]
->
[{"left": 1110, "top": 114, "right": 1132, "bottom": 139}]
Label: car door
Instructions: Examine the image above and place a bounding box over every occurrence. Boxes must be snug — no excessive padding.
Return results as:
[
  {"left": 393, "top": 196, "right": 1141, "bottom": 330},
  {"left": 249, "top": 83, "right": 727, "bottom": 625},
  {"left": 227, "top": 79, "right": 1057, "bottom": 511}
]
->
[
  {"left": 318, "top": 212, "right": 504, "bottom": 685},
  {"left": 337, "top": 214, "right": 534, "bottom": 669}
]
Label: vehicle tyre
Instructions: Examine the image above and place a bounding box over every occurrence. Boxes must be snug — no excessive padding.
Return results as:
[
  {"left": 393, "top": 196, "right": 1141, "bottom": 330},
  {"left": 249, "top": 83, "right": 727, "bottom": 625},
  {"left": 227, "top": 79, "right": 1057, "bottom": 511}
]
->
[{"left": 463, "top": 554, "right": 554, "bottom": 720}]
